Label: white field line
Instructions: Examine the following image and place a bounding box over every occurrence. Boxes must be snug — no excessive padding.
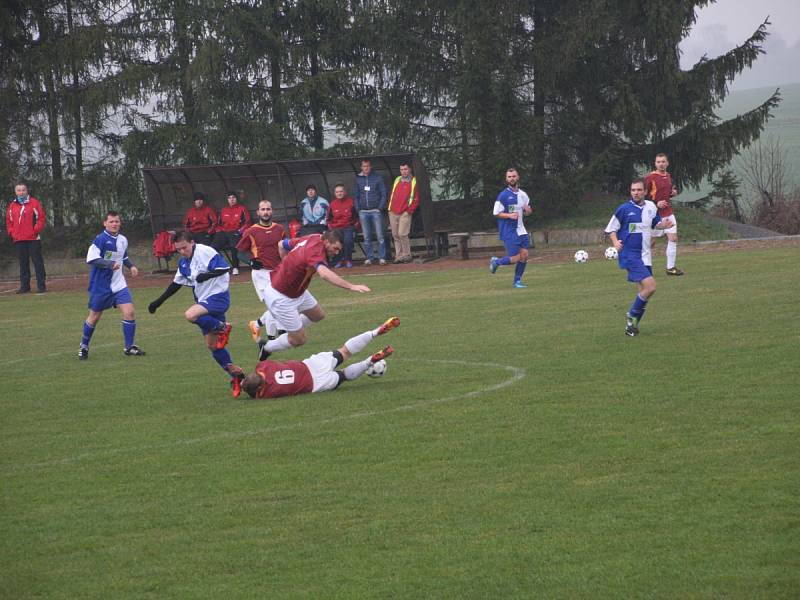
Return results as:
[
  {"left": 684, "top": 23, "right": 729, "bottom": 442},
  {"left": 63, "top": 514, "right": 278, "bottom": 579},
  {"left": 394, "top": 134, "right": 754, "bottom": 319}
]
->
[{"left": 8, "top": 359, "right": 526, "bottom": 471}]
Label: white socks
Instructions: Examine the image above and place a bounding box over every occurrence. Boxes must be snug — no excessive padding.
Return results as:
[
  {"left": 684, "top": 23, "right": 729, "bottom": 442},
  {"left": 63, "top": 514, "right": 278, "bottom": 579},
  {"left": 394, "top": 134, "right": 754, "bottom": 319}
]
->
[
  {"left": 344, "top": 330, "right": 375, "bottom": 356},
  {"left": 343, "top": 358, "right": 372, "bottom": 381},
  {"left": 666, "top": 240, "right": 677, "bottom": 269},
  {"left": 265, "top": 333, "right": 293, "bottom": 352}
]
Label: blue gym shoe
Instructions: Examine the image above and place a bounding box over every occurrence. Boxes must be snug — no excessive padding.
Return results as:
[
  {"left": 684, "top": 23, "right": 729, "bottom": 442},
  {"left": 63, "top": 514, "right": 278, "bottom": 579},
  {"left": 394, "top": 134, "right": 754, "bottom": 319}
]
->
[
  {"left": 512, "top": 281, "right": 527, "bottom": 288},
  {"left": 489, "top": 257, "right": 499, "bottom": 274}
]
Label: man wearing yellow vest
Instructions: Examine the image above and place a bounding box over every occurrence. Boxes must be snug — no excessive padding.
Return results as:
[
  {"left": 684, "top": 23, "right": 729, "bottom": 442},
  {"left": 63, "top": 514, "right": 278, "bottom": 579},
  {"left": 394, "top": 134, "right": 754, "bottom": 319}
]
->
[{"left": 388, "top": 162, "right": 420, "bottom": 264}]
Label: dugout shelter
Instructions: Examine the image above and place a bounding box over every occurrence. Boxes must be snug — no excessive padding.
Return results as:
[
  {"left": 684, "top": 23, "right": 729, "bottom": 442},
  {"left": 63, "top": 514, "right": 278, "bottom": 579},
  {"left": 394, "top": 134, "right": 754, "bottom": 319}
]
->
[{"left": 142, "top": 153, "right": 434, "bottom": 254}]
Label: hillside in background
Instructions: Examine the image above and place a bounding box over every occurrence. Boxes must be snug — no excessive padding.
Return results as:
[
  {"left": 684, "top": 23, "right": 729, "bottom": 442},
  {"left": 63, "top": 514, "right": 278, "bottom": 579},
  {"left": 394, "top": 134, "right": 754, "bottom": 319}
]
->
[{"left": 676, "top": 82, "right": 800, "bottom": 210}]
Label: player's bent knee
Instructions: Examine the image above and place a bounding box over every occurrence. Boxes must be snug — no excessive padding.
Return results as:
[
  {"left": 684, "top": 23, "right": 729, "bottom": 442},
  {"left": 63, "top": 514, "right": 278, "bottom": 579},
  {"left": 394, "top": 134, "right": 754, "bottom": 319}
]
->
[{"left": 288, "top": 331, "right": 307, "bottom": 347}]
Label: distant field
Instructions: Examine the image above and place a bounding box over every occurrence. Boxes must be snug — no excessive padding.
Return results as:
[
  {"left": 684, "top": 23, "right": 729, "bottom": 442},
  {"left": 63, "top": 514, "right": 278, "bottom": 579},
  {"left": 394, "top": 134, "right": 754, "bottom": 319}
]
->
[{"left": 2, "top": 244, "right": 799, "bottom": 598}]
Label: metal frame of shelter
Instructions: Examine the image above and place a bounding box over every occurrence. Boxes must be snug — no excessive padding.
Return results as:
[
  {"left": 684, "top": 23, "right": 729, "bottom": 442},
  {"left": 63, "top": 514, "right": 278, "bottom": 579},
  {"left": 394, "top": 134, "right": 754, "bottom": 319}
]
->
[{"left": 142, "top": 153, "right": 434, "bottom": 252}]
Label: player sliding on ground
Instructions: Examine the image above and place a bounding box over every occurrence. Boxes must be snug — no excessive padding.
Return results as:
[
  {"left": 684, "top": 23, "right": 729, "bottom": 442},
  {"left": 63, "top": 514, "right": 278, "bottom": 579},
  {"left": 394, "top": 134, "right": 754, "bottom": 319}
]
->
[{"left": 231, "top": 316, "right": 400, "bottom": 399}]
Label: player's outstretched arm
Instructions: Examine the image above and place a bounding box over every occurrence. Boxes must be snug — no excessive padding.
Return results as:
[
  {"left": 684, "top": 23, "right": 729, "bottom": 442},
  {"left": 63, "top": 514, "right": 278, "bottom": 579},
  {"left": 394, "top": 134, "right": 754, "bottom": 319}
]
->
[
  {"left": 195, "top": 267, "right": 230, "bottom": 283},
  {"left": 148, "top": 282, "right": 182, "bottom": 314},
  {"left": 317, "top": 265, "right": 370, "bottom": 293}
]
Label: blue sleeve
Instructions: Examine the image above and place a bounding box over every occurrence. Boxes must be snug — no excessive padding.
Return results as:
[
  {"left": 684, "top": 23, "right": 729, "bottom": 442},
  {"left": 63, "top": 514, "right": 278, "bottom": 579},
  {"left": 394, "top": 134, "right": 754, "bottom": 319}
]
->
[
  {"left": 207, "top": 252, "right": 230, "bottom": 271},
  {"left": 651, "top": 213, "right": 662, "bottom": 228},
  {"left": 88, "top": 258, "right": 116, "bottom": 269}
]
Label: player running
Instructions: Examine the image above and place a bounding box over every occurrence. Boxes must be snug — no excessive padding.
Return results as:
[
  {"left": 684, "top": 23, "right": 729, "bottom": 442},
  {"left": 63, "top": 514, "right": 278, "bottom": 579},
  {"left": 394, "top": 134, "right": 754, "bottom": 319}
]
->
[
  {"left": 490, "top": 168, "right": 533, "bottom": 288},
  {"left": 78, "top": 211, "right": 145, "bottom": 359},
  {"left": 233, "top": 317, "right": 400, "bottom": 399},
  {"left": 234, "top": 199, "right": 286, "bottom": 343},
  {"left": 645, "top": 153, "right": 683, "bottom": 275},
  {"left": 256, "top": 229, "right": 370, "bottom": 360},
  {"left": 605, "top": 178, "right": 674, "bottom": 337},
  {"left": 147, "top": 231, "right": 241, "bottom": 387}
]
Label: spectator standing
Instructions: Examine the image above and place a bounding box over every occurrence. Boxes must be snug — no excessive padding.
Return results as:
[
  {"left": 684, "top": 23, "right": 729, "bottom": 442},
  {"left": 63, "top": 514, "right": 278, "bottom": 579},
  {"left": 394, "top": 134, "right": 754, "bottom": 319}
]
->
[
  {"left": 327, "top": 183, "right": 358, "bottom": 268},
  {"left": 183, "top": 192, "right": 217, "bottom": 246},
  {"left": 5, "top": 182, "right": 47, "bottom": 294},
  {"left": 213, "top": 191, "right": 251, "bottom": 275},
  {"left": 298, "top": 184, "right": 329, "bottom": 236},
  {"left": 353, "top": 159, "right": 387, "bottom": 265},
  {"left": 388, "top": 162, "right": 420, "bottom": 263},
  {"left": 78, "top": 211, "right": 145, "bottom": 359}
]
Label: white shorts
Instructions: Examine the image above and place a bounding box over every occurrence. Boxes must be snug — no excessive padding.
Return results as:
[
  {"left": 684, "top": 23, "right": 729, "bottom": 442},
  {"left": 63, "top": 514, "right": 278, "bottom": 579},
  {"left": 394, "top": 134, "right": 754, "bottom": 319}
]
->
[
  {"left": 303, "top": 351, "right": 342, "bottom": 392},
  {"left": 251, "top": 269, "right": 272, "bottom": 302},
  {"left": 263, "top": 285, "right": 318, "bottom": 332},
  {"left": 652, "top": 214, "right": 678, "bottom": 236}
]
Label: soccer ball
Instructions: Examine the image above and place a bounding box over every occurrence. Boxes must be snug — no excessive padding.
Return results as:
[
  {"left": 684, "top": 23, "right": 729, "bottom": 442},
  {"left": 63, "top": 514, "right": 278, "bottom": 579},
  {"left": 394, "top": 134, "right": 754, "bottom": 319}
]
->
[
  {"left": 367, "top": 359, "right": 387, "bottom": 378},
  {"left": 604, "top": 246, "right": 618, "bottom": 260},
  {"left": 574, "top": 250, "right": 589, "bottom": 263}
]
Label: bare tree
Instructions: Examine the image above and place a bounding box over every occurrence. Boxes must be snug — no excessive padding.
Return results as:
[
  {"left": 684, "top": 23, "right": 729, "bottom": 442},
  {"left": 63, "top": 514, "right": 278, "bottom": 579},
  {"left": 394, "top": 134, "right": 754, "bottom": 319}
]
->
[{"left": 736, "top": 136, "right": 792, "bottom": 208}]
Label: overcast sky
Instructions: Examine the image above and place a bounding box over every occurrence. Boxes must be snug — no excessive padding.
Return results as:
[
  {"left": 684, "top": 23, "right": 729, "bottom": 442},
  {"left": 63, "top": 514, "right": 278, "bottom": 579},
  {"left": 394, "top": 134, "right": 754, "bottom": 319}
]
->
[{"left": 680, "top": 0, "right": 800, "bottom": 90}]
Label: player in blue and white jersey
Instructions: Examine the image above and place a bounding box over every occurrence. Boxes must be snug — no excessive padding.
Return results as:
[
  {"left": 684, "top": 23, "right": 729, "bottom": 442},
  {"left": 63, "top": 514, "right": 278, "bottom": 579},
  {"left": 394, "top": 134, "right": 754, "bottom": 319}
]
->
[
  {"left": 605, "top": 178, "right": 674, "bottom": 337},
  {"left": 489, "top": 168, "right": 533, "bottom": 288},
  {"left": 147, "top": 231, "right": 243, "bottom": 392},
  {"left": 78, "top": 211, "right": 144, "bottom": 359}
]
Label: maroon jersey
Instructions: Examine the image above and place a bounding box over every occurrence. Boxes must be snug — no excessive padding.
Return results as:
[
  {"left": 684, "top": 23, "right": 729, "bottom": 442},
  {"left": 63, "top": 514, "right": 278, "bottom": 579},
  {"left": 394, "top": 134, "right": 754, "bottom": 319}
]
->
[
  {"left": 327, "top": 196, "right": 357, "bottom": 229},
  {"left": 644, "top": 171, "right": 674, "bottom": 217},
  {"left": 270, "top": 234, "right": 327, "bottom": 298},
  {"left": 236, "top": 222, "right": 285, "bottom": 270},
  {"left": 218, "top": 203, "right": 251, "bottom": 232},
  {"left": 184, "top": 205, "right": 217, "bottom": 233},
  {"left": 254, "top": 359, "right": 314, "bottom": 398}
]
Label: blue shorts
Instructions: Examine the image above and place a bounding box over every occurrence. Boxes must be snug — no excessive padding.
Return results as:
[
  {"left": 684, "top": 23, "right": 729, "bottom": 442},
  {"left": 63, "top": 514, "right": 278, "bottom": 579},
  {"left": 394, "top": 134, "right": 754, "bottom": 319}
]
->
[
  {"left": 196, "top": 291, "right": 230, "bottom": 332},
  {"left": 502, "top": 234, "right": 530, "bottom": 257},
  {"left": 88, "top": 287, "right": 133, "bottom": 312},
  {"left": 621, "top": 261, "right": 653, "bottom": 283}
]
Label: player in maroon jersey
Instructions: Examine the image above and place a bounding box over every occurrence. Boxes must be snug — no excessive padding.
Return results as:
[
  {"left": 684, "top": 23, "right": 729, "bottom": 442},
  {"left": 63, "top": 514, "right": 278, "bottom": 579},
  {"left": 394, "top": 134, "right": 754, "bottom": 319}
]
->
[
  {"left": 236, "top": 200, "right": 287, "bottom": 342},
  {"left": 257, "top": 229, "right": 371, "bottom": 359},
  {"left": 236, "top": 317, "right": 399, "bottom": 399},
  {"left": 644, "top": 153, "right": 683, "bottom": 276}
]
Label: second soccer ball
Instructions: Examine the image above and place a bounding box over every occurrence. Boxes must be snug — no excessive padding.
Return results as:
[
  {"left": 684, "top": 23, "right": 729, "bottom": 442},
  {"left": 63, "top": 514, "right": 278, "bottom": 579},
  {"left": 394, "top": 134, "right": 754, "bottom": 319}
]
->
[{"left": 604, "top": 246, "right": 618, "bottom": 260}]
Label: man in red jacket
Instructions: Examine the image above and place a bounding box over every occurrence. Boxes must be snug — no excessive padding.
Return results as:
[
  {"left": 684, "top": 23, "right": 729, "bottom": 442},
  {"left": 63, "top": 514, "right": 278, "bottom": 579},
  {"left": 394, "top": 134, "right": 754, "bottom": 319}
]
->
[
  {"left": 5, "top": 182, "right": 47, "bottom": 294},
  {"left": 388, "top": 162, "right": 420, "bottom": 263},
  {"left": 213, "top": 191, "right": 251, "bottom": 275},
  {"left": 327, "top": 183, "right": 358, "bottom": 268},
  {"left": 183, "top": 192, "right": 217, "bottom": 246}
]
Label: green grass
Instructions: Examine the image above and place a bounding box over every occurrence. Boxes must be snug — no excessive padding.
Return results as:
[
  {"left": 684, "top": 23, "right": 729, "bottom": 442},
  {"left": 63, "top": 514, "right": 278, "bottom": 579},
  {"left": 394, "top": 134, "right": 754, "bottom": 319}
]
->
[
  {"left": 2, "top": 246, "right": 799, "bottom": 598},
  {"left": 537, "top": 195, "right": 730, "bottom": 241}
]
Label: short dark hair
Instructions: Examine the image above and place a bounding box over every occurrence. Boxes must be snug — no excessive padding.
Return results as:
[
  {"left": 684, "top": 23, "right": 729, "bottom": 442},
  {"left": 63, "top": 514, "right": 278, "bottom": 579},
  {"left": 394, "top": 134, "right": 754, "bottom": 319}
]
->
[
  {"left": 193, "top": 191, "right": 206, "bottom": 201},
  {"left": 322, "top": 228, "right": 344, "bottom": 244},
  {"left": 305, "top": 184, "right": 317, "bottom": 192},
  {"left": 334, "top": 182, "right": 346, "bottom": 190},
  {"left": 360, "top": 158, "right": 371, "bottom": 165},
  {"left": 227, "top": 190, "right": 239, "bottom": 199},
  {"left": 105, "top": 210, "right": 120, "bottom": 219},
  {"left": 173, "top": 230, "right": 194, "bottom": 243},
  {"left": 655, "top": 153, "right": 668, "bottom": 160},
  {"left": 242, "top": 373, "right": 263, "bottom": 398},
  {"left": 399, "top": 161, "right": 412, "bottom": 169},
  {"left": 631, "top": 178, "right": 646, "bottom": 188},
  {"left": 14, "top": 180, "right": 29, "bottom": 189}
]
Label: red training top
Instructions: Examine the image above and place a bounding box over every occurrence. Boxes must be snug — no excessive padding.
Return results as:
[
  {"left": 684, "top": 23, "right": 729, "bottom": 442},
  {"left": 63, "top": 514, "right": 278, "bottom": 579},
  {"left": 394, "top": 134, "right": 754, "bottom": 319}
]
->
[
  {"left": 388, "top": 178, "right": 420, "bottom": 215},
  {"left": 236, "top": 222, "right": 286, "bottom": 270},
  {"left": 644, "top": 171, "right": 674, "bottom": 217},
  {"left": 270, "top": 234, "right": 327, "bottom": 298},
  {"left": 184, "top": 205, "right": 217, "bottom": 233},
  {"left": 218, "top": 203, "right": 252, "bottom": 232},
  {"left": 6, "top": 196, "right": 46, "bottom": 241},
  {"left": 327, "top": 196, "right": 357, "bottom": 229},
  {"left": 253, "top": 359, "right": 314, "bottom": 398}
]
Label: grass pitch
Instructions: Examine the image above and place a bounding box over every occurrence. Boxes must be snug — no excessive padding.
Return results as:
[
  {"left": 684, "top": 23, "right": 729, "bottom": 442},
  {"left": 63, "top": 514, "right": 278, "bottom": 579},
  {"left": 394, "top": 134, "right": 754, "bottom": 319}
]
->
[{"left": 2, "top": 245, "right": 799, "bottom": 598}]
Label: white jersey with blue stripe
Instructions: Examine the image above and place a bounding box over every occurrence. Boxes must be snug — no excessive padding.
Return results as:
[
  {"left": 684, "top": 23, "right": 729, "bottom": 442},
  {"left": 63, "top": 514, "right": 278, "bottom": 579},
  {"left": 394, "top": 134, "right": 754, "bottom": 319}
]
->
[
  {"left": 494, "top": 187, "right": 530, "bottom": 239},
  {"left": 605, "top": 199, "right": 661, "bottom": 266},
  {"left": 173, "top": 243, "right": 230, "bottom": 303},
  {"left": 86, "top": 230, "right": 129, "bottom": 294}
]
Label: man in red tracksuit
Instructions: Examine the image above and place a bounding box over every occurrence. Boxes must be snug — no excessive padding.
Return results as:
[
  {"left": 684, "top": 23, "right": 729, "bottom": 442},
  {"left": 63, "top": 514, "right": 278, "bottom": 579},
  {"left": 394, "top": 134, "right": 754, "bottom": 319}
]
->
[
  {"left": 5, "top": 182, "right": 47, "bottom": 294},
  {"left": 183, "top": 192, "right": 217, "bottom": 246},
  {"left": 326, "top": 183, "right": 358, "bottom": 268},
  {"left": 213, "top": 191, "right": 251, "bottom": 275},
  {"left": 387, "top": 162, "right": 420, "bottom": 263}
]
